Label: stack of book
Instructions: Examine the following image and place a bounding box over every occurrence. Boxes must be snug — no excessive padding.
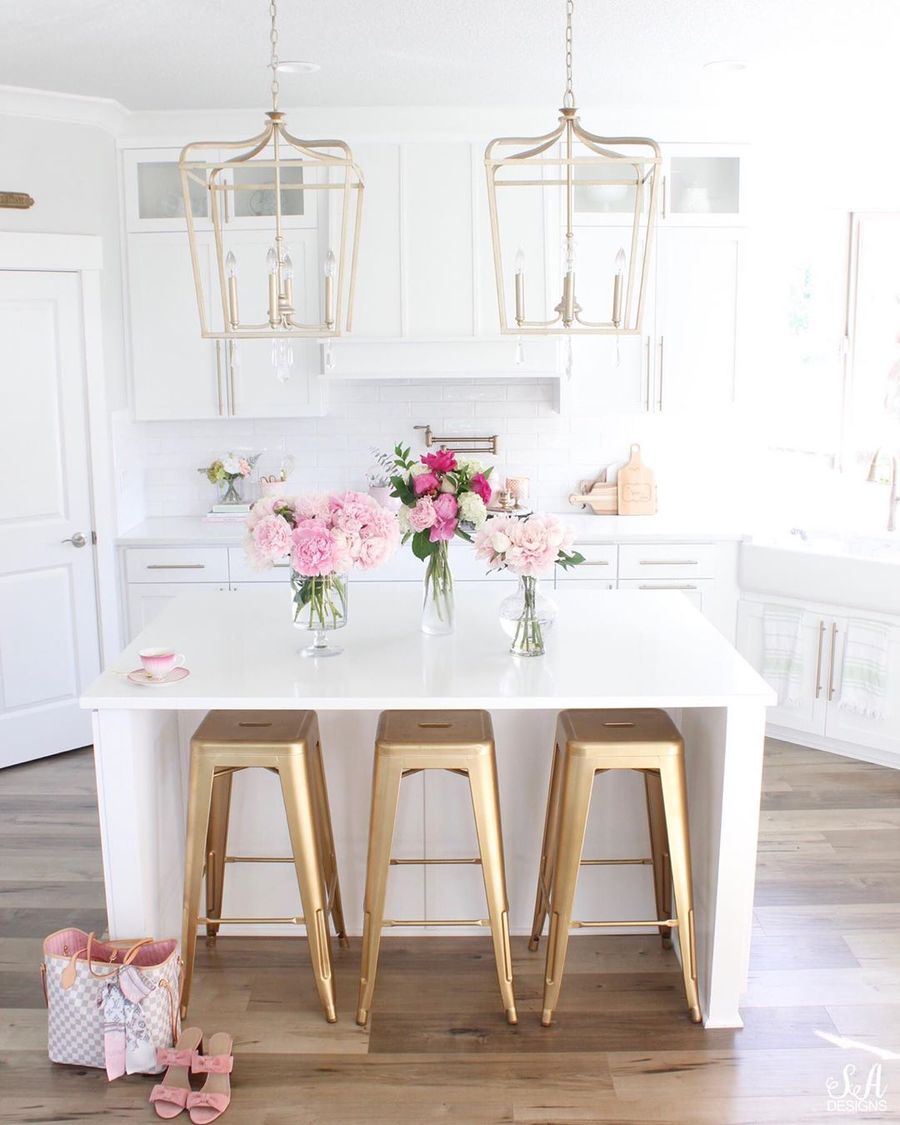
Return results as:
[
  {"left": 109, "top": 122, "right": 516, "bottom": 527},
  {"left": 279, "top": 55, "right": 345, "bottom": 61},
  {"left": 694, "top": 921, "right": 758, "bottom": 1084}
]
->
[{"left": 204, "top": 502, "right": 253, "bottom": 523}]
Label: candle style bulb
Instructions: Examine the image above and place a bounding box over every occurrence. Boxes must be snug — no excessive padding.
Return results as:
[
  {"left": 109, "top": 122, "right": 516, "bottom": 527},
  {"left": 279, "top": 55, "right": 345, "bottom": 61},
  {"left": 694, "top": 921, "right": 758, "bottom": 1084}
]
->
[
  {"left": 266, "top": 247, "right": 278, "bottom": 274},
  {"left": 324, "top": 249, "right": 336, "bottom": 328},
  {"left": 283, "top": 253, "right": 293, "bottom": 281},
  {"left": 225, "top": 250, "right": 237, "bottom": 279},
  {"left": 612, "top": 246, "right": 625, "bottom": 328},
  {"left": 514, "top": 246, "right": 526, "bottom": 326},
  {"left": 282, "top": 251, "right": 294, "bottom": 312}
]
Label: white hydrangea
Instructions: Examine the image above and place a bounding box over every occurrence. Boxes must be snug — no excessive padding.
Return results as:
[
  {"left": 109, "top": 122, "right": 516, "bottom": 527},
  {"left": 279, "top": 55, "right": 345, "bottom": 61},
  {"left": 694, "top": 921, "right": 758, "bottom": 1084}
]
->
[
  {"left": 458, "top": 492, "right": 487, "bottom": 527},
  {"left": 397, "top": 505, "right": 412, "bottom": 534},
  {"left": 456, "top": 458, "right": 484, "bottom": 477}
]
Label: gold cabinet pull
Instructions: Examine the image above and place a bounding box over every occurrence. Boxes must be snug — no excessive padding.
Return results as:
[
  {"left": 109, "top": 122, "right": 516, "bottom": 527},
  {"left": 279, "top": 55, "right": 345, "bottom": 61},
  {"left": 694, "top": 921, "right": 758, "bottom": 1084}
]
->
[
  {"left": 657, "top": 336, "right": 665, "bottom": 411},
  {"left": 639, "top": 559, "right": 699, "bottom": 566},
  {"left": 214, "top": 340, "right": 225, "bottom": 417},
  {"left": 827, "top": 622, "right": 839, "bottom": 702},
  {"left": 638, "top": 584, "right": 697, "bottom": 590},
  {"left": 146, "top": 563, "right": 207, "bottom": 570},
  {"left": 814, "top": 620, "right": 826, "bottom": 699}
]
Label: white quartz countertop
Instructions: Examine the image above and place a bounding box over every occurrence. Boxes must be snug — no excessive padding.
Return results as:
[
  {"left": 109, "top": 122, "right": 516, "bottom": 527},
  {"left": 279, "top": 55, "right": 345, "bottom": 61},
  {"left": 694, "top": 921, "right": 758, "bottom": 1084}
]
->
[
  {"left": 117, "top": 514, "right": 748, "bottom": 548},
  {"left": 82, "top": 585, "right": 774, "bottom": 711}
]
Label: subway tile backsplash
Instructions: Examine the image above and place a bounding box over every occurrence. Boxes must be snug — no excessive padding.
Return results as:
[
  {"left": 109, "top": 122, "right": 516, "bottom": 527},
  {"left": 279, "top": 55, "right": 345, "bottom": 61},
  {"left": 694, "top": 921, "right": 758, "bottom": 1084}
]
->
[{"left": 112, "top": 378, "right": 753, "bottom": 528}]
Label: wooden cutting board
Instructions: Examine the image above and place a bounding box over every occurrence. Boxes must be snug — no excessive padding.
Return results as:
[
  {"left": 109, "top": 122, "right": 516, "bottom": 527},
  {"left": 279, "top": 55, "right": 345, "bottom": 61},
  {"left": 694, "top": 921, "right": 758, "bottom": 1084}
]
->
[{"left": 617, "top": 444, "right": 657, "bottom": 516}]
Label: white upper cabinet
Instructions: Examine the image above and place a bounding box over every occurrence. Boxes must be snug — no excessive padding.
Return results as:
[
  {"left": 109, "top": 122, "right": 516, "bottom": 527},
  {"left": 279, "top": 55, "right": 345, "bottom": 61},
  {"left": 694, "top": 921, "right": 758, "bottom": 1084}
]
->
[
  {"left": 129, "top": 233, "right": 223, "bottom": 420},
  {"left": 124, "top": 148, "right": 211, "bottom": 233},
  {"left": 651, "top": 227, "right": 742, "bottom": 413},
  {"left": 344, "top": 143, "right": 403, "bottom": 338}
]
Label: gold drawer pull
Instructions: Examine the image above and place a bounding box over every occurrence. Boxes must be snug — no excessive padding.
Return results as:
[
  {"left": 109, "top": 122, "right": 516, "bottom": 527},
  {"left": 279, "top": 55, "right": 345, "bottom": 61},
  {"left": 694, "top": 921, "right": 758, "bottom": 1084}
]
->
[
  {"left": 145, "top": 563, "right": 206, "bottom": 570},
  {"left": 638, "top": 559, "right": 699, "bottom": 566},
  {"left": 579, "top": 560, "right": 610, "bottom": 566}
]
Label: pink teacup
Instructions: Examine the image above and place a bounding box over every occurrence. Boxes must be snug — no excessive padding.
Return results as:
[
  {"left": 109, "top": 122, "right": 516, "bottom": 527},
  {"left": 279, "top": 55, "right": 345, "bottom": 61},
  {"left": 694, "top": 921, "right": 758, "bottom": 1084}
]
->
[{"left": 139, "top": 648, "right": 186, "bottom": 680}]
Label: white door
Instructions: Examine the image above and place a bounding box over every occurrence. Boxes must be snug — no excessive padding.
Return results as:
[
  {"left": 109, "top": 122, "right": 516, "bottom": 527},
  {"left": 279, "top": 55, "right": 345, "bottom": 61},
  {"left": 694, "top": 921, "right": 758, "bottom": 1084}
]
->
[{"left": 0, "top": 271, "right": 101, "bottom": 767}]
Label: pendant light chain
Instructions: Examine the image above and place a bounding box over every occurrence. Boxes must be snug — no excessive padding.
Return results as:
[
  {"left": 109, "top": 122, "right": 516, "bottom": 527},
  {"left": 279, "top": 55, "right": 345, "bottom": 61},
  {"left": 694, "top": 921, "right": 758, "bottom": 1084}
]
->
[
  {"left": 563, "top": 0, "right": 575, "bottom": 108},
  {"left": 269, "top": 0, "right": 280, "bottom": 111}
]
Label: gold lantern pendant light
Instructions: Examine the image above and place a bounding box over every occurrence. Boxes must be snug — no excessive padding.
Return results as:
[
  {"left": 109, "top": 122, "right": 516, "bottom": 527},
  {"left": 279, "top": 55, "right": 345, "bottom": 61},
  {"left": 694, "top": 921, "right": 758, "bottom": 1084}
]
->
[
  {"left": 179, "top": 0, "right": 364, "bottom": 380},
  {"left": 485, "top": 0, "right": 661, "bottom": 337}
]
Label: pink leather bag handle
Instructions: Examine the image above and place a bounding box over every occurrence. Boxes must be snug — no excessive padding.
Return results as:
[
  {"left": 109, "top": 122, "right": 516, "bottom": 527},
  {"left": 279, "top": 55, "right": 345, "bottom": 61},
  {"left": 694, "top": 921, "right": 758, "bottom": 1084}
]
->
[{"left": 60, "top": 933, "right": 155, "bottom": 989}]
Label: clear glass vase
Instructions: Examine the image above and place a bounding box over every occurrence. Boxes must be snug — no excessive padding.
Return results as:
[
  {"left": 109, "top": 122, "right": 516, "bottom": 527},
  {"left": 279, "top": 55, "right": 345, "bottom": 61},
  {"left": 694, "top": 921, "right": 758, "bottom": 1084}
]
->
[
  {"left": 422, "top": 541, "right": 454, "bottom": 635},
  {"left": 499, "top": 575, "right": 557, "bottom": 656},
  {"left": 291, "top": 571, "right": 348, "bottom": 657},
  {"left": 217, "top": 476, "right": 244, "bottom": 505}
]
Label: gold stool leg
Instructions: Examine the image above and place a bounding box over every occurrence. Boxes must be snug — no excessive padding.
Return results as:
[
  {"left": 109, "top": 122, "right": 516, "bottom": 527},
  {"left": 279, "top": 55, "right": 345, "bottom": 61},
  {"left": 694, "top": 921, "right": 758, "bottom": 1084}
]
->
[
  {"left": 180, "top": 751, "right": 217, "bottom": 1019},
  {"left": 468, "top": 754, "right": 518, "bottom": 1025},
  {"left": 309, "top": 732, "right": 349, "bottom": 949},
  {"left": 356, "top": 753, "right": 404, "bottom": 1026},
  {"left": 659, "top": 754, "right": 702, "bottom": 1024},
  {"left": 204, "top": 770, "right": 234, "bottom": 947},
  {"left": 644, "top": 769, "right": 673, "bottom": 950},
  {"left": 278, "top": 750, "right": 338, "bottom": 1024},
  {"left": 529, "top": 737, "right": 564, "bottom": 952},
  {"left": 541, "top": 752, "right": 596, "bottom": 1027}
]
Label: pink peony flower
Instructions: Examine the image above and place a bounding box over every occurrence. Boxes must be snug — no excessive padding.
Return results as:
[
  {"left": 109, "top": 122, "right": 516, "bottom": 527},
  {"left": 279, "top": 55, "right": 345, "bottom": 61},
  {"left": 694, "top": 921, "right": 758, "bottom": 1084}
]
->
[
  {"left": 429, "top": 517, "right": 457, "bottom": 542},
  {"left": 422, "top": 448, "right": 457, "bottom": 473},
  {"left": 470, "top": 472, "right": 492, "bottom": 505},
  {"left": 432, "top": 492, "right": 458, "bottom": 521},
  {"left": 246, "top": 514, "right": 292, "bottom": 568},
  {"left": 294, "top": 492, "right": 333, "bottom": 521},
  {"left": 409, "top": 496, "right": 436, "bottom": 532},
  {"left": 237, "top": 458, "right": 252, "bottom": 477},
  {"left": 413, "top": 471, "right": 440, "bottom": 497},
  {"left": 246, "top": 495, "right": 281, "bottom": 530},
  {"left": 290, "top": 522, "right": 338, "bottom": 577}
]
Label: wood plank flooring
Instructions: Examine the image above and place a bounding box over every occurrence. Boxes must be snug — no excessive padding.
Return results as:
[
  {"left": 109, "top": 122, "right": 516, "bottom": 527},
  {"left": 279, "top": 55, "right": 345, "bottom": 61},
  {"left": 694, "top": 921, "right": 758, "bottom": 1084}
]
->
[{"left": 2, "top": 739, "right": 900, "bottom": 1123}]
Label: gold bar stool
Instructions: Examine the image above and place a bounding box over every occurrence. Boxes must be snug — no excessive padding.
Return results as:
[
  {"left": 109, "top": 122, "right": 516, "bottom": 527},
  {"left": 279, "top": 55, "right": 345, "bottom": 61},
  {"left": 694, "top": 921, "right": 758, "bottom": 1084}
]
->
[
  {"left": 529, "top": 708, "right": 701, "bottom": 1026},
  {"left": 356, "top": 710, "right": 517, "bottom": 1027},
  {"left": 180, "top": 710, "right": 348, "bottom": 1023}
]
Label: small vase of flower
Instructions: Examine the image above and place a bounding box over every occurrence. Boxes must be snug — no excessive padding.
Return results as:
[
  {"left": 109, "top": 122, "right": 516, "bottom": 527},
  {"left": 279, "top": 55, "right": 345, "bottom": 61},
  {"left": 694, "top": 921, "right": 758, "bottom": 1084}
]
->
[
  {"left": 245, "top": 490, "right": 399, "bottom": 657},
  {"left": 199, "top": 452, "right": 259, "bottom": 505},
  {"left": 475, "top": 514, "right": 584, "bottom": 656},
  {"left": 388, "top": 443, "right": 493, "bottom": 635}
]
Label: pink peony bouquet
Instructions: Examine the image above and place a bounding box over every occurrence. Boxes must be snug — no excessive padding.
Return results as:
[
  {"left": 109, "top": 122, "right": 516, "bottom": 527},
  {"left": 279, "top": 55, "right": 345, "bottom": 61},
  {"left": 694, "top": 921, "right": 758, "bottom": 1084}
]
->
[
  {"left": 474, "top": 513, "right": 583, "bottom": 578},
  {"left": 475, "top": 513, "right": 583, "bottom": 656},
  {"left": 245, "top": 491, "right": 399, "bottom": 644},
  {"left": 388, "top": 443, "right": 494, "bottom": 632},
  {"left": 246, "top": 490, "right": 399, "bottom": 575}
]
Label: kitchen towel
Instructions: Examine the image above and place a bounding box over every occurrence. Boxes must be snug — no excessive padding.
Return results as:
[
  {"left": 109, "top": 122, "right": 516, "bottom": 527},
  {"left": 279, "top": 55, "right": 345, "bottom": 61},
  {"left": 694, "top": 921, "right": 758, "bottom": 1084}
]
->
[
  {"left": 838, "top": 620, "right": 889, "bottom": 720},
  {"left": 762, "top": 607, "right": 804, "bottom": 708}
]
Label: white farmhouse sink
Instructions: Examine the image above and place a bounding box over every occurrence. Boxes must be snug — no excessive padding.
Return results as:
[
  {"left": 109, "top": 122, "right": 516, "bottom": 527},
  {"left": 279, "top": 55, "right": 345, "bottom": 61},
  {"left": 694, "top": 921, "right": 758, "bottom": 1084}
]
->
[{"left": 741, "top": 532, "right": 900, "bottom": 615}]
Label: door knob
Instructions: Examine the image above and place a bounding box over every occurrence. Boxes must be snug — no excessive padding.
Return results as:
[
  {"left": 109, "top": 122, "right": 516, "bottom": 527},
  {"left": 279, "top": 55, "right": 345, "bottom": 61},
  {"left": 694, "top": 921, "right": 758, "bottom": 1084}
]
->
[{"left": 61, "top": 531, "right": 88, "bottom": 548}]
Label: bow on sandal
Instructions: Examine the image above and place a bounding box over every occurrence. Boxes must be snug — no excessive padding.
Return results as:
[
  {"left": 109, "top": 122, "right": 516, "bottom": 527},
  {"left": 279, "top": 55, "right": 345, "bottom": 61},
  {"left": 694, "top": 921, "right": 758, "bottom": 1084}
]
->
[
  {"left": 149, "top": 1027, "right": 203, "bottom": 1119},
  {"left": 187, "top": 1033, "right": 234, "bottom": 1124}
]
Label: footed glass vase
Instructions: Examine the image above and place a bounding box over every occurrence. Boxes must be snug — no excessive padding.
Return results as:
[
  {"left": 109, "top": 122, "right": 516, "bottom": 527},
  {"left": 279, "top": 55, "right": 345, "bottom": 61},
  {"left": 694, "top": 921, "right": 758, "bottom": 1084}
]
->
[
  {"left": 291, "top": 570, "right": 348, "bottom": 657},
  {"left": 499, "top": 575, "right": 557, "bottom": 657},
  {"left": 422, "top": 541, "right": 454, "bottom": 635}
]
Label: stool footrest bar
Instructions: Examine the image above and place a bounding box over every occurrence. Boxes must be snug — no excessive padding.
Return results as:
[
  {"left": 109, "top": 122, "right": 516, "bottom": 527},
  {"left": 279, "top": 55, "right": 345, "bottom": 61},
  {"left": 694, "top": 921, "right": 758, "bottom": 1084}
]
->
[
  {"left": 382, "top": 918, "right": 489, "bottom": 927},
  {"left": 579, "top": 857, "right": 654, "bottom": 866},
  {"left": 224, "top": 855, "right": 296, "bottom": 864},
  {"left": 198, "top": 915, "right": 305, "bottom": 926},
  {"left": 570, "top": 918, "right": 678, "bottom": 928},
  {"left": 389, "top": 858, "right": 482, "bottom": 865}
]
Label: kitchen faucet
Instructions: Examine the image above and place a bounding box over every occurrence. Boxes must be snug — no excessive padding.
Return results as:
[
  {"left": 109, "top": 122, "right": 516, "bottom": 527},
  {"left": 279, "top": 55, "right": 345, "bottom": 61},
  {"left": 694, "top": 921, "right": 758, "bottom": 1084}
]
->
[{"left": 867, "top": 451, "right": 899, "bottom": 533}]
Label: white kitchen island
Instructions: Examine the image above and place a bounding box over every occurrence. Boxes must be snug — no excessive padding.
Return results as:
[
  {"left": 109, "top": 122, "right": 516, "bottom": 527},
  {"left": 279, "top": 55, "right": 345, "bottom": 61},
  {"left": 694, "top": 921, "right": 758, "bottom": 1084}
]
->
[{"left": 81, "top": 584, "right": 774, "bottom": 1028}]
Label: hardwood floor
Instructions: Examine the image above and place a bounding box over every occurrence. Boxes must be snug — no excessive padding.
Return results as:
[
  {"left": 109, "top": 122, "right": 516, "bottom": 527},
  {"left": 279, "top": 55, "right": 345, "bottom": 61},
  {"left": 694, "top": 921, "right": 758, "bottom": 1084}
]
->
[{"left": 2, "top": 740, "right": 900, "bottom": 1123}]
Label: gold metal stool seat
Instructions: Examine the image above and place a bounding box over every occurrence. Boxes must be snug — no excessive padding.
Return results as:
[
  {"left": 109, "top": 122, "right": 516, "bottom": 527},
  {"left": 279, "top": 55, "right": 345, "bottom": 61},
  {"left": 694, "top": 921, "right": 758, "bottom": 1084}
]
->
[
  {"left": 356, "top": 710, "right": 517, "bottom": 1027},
  {"left": 180, "top": 710, "right": 348, "bottom": 1023},
  {"left": 530, "top": 708, "right": 701, "bottom": 1026}
]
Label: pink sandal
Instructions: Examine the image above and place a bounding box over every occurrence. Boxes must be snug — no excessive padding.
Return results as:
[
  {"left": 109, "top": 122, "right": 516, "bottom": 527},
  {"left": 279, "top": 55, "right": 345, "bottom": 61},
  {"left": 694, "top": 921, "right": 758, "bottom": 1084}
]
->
[
  {"left": 149, "top": 1027, "right": 203, "bottom": 1119},
  {"left": 187, "top": 1033, "right": 234, "bottom": 1124}
]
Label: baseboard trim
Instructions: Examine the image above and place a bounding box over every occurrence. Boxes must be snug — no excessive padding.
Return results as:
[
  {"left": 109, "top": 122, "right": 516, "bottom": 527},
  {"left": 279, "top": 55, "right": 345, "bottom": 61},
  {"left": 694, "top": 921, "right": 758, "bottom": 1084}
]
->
[{"left": 767, "top": 724, "right": 900, "bottom": 770}]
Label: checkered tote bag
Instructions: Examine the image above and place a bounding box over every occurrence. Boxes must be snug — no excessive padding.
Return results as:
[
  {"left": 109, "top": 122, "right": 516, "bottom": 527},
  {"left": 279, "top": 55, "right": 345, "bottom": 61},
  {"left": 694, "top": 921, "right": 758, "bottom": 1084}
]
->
[{"left": 42, "top": 928, "right": 181, "bottom": 1080}]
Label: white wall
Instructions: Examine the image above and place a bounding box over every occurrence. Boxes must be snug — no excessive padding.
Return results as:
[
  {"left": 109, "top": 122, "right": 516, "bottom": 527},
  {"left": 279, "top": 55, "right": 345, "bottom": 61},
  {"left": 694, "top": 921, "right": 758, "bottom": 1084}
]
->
[{"left": 0, "top": 107, "right": 127, "bottom": 411}]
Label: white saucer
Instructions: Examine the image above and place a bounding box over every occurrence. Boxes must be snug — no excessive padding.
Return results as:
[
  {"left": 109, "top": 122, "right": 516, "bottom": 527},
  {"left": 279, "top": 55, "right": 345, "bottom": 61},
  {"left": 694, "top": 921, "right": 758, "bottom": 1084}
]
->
[{"left": 127, "top": 667, "right": 191, "bottom": 687}]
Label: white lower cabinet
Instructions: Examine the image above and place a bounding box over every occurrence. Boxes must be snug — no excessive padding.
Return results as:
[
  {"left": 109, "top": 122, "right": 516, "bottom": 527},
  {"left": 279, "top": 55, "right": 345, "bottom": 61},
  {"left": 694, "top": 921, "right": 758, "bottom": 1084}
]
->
[
  {"left": 618, "top": 577, "right": 714, "bottom": 613},
  {"left": 126, "top": 581, "right": 228, "bottom": 636},
  {"left": 737, "top": 596, "right": 900, "bottom": 759}
]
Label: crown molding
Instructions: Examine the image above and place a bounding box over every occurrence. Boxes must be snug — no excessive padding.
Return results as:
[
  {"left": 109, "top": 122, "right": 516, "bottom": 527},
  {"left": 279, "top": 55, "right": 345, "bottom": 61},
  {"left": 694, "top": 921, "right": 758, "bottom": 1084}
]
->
[{"left": 0, "top": 84, "right": 128, "bottom": 134}]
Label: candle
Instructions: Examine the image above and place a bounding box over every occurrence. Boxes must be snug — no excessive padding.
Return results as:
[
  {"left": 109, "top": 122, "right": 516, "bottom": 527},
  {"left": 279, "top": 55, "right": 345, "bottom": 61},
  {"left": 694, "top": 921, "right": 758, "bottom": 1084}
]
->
[
  {"left": 283, "top": 253, "right": 294, "bottom": 312},
  {"left": 514, "top": 247, "right": 525, "bottom": 325},
  {"left": 506, "top": 476, "right": 529, "bottom": 507}
]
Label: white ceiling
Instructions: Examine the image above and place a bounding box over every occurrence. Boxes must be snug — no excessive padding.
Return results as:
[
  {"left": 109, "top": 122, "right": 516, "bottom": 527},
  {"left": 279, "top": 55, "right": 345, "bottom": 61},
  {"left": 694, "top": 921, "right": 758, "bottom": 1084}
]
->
[{"left": 0, "top": 0, "right": 896, "bottom": 114}]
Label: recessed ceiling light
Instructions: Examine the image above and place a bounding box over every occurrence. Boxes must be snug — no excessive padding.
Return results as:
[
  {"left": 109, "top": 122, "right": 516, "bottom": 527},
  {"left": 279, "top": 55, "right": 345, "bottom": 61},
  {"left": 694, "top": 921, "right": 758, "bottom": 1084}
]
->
[
  {"left": 703, "top": 59, "right": 748, "bottom": 74},
  {"left": 275, "top": 60, "right": 320, "bottom": 74}
]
